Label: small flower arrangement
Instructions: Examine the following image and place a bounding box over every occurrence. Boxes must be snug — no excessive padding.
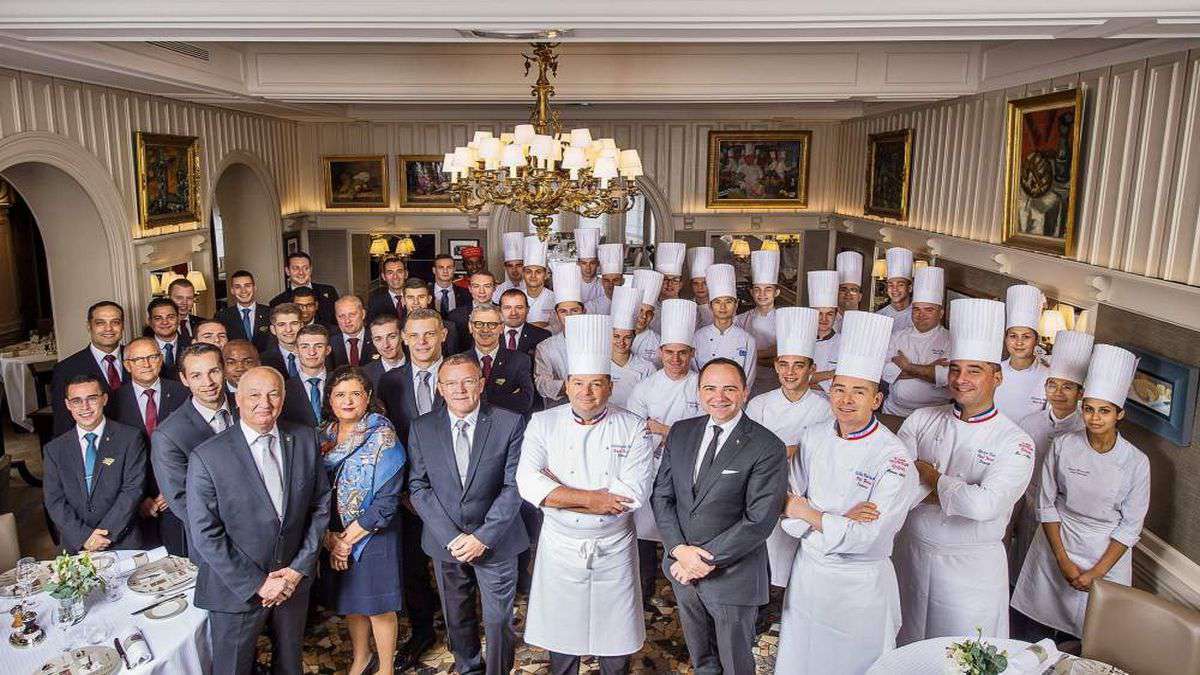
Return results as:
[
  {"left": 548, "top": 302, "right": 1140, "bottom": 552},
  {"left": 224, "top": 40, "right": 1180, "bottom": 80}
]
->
[
  {"left": 43, "top": 552, "right": 105, "bottom": 601},
  {"left": 945, "top": 628, "right": 1009, "bottom": 675}
]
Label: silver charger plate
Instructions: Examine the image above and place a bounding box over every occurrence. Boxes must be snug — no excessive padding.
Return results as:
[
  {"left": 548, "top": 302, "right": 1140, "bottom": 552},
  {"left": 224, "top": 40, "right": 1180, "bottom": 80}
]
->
[
  {"left": 144, "top": 595, "right": 188, "bottom": 620},
  {"left": 36, "top": 645, "right": 121, "bottom": 675},
  {"left": 126, "top": 556, "right": 197, "bottom": 595}
]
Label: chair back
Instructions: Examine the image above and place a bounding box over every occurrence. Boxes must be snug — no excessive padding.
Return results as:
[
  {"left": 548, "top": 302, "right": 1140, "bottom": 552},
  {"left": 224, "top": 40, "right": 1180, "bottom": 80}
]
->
[
  {"left": 0, "top": 512, "right": 19, "bottom": 572},
  {"left": 1082, "top": 578, "right": 1200, "bottom": 675}
]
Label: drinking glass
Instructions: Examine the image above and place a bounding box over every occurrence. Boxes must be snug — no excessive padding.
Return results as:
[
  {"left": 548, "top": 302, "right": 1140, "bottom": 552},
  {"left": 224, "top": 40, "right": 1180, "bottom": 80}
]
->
[{"left": 15, "top": 556, "right": 38, "bottom": 609}]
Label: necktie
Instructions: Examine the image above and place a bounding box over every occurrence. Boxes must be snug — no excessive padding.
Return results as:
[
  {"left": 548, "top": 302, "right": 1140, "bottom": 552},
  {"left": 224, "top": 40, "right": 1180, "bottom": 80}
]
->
[
  {"left": 454, "top": 419, "right": 471, "bottom": 486},
  {"left": 506, "top": 329, "right": 517, "bottom": 351},
  {"left": 142, "top": 389, "right": 158, "bottom": 436},
  {"left": 416, "top": 370, "right": 432, "bottom": 415},
  {"left": 440, "top": 289, "right": 450, "bottom": 315},
  {"left": 180, "top": 318, "right": 191, "bottom": 338},
  {"left": 212, "top": 408, "right": 232, "bottom": 433},
  {"left": 287, "top": 352, "right": 299, "bottom": 379},
  {"left": 241, "top": 308, "right": 253, "bottom": 338},
  {"left": 394, "top": 295, "right": 403, "bottom": 317},
  {"left": 307, "top": 378, "right": 322, "bottom": 423},
  {"left": 163, "top": 342, "right": 175, "bottom": 371},
  {"left": 255, "top": 434, "right": 285, "bottom": 520},
  {"left": 348, "top": 337, "right": 360, "bottom": 366},
  {"left": 481, "top": 354, "right": 493, "bottom": 380},
  {"left": 83, "top": 432, "right": 98, "bottom": 493},
  {"left": 103, "top": 354, "right": 121, "bottom": 390},
  {"left": 695, "top": 425, "right": 723, "bottom": 485}
]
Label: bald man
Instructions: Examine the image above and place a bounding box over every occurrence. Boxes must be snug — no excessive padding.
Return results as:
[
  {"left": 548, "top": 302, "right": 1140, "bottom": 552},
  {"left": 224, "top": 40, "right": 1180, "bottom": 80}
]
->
[{"left": 330, "top": 295, "right": 376, "bottom": 368}]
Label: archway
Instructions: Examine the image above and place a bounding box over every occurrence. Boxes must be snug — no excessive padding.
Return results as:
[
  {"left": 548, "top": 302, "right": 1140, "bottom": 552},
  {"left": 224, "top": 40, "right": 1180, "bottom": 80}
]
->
[{"left": 210, "top": 153, "right": 284, "bottom": 303}]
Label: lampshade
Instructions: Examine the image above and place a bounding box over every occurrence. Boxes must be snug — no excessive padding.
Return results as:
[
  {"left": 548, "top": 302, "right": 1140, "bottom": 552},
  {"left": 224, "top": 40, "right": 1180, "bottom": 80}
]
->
[
  {"left": 1039, "top": 309, "right": 1068, "bottom": 342},
  {"left": 149, "top": 274, "right": 162, "bottom": 295},
  {"left": 914, "top": 259, "right": 929, "bottom": 271},
  {"left": 871, "top": 259, "right": 888, "bottom": 278},
  {"left": 160, "top": 271, "right": 182, "bottom": 289},
  {"left": 731, "top": 238, "right": 751, "bottom": 258},
  {"left": 1056, "top": 303, "right": 1076, "bottom": 330},
  {"left": 761, "top": 238, "right": 779, "bottom": 252},
  {"left": 369, "top": 237, "right": 390, "bottom": 256},
  {"left": 186, "top": 270, "right": 207, "bottom": 292},
  {"left": 395, "top": 236, "right": 416, "bottom": 257}
]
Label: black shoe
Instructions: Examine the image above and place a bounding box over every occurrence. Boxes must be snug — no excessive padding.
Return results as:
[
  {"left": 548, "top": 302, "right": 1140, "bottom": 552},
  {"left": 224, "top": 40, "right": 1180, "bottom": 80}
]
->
[{"left": 395, "top": 634, "right": 436, "bottom": 671}]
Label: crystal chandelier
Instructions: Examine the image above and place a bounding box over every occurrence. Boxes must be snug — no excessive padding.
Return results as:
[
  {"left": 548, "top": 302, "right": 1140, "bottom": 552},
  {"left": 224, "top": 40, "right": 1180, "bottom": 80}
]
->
[{"left": 441, "top": 43, "right": 643, "bottom": 241}]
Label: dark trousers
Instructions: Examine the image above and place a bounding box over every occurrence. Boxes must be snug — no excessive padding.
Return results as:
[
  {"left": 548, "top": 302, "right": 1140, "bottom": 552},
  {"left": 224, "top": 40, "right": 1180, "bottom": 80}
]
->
[
  {"left": 400, "top": 507, "right": 437, "bottom": 641},
  {"left": 207, "top": 581, "right": 311, "bottom": 675},
  {"left": 432, "top": 556, "right": 519, "bottom": 675},
  {"left": 548, "top": 652, "right": 630, "bottom": 675},
  {"left": 671, "top": 579, "right": 758, "bottom": 675},
  {"left": 517, "top": 501, "right": 542, "bottom": 593},
  {"left": 159, "top": 509, "right": 188, "bottom": 558},
  {"left": 637, "top": 539, "right": 660, "bottom": 603}
]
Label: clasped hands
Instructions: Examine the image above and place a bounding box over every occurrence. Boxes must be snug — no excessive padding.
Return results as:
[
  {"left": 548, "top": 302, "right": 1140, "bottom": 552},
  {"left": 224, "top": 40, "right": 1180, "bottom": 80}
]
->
[
  {"left": 83, "top": 528, "right": 111, "bottom": 552},
  {"left": 138, "top": 494, "right": 169, "bottom": 518},
  {"left": 257, "top": 567, "right": 303, "bottom": 607},
  {"left": 1056, "top": 555, "right": 1102, "bottom": 592},
  {"left": 323, "top": 521, "right": 370, "bottom": 572},
  {"left": 669, "top": 545, "right": 715, "bottom": 585},
  {"left": 447, "top": 533, "right": 488, "bottom": 563}
]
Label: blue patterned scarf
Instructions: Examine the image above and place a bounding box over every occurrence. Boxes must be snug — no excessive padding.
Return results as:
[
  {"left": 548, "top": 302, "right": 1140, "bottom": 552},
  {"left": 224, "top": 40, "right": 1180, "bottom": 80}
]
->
[{"left": 321, "top": 412, "right": 406, "bottom": 561}]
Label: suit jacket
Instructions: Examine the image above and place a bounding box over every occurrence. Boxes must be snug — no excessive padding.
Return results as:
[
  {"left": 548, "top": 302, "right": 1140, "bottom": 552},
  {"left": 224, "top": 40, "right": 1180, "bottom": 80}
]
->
[
  {"left": 187, "top": 420, "right": 331, "bottom": 613},
  {"left": 431, "top": 283, "right": 471, "bottom": 318},
  {"left": 365, "top": 288, "right": 405, "bottom": 325},
  {"left": 151, "top": 399, "right": 237, "bottom": 526},
  {"left": 398, "top": 322, "right": 461, "bottom": 365},
  {"left": 135, "top": 332, "right": 192, "bottom": 380},
  {"left": 445, "top": 303, "right": 492, "bottom": 352},
  {"left": 651, "top": 414, "right": 787, "bottom": 607},
  {"left": 106, "top": 379, "right": 190, "bottom": 496},
  {"left": 378, "top": 363, "right": 445, "bottom": 441},
  {"left": 259, "top": 343, "right": 300, "bottom": 380},
  {"left": 43, "top": 420, "right": 146, "bottom": 553},
  {"left": 50, "top": 346, "right": 124, "bottom": 436},
  {"left": 511, "top": 323, "right": 552, "bottom": 358},
  {"left": 216, "top": 303, "right": 272, "bottom": 351},
  {"left": 329, "top": 330, "right": 378, "bottom": 368},
  {"left": 407, "top": 404, "right": 529, "bottom": 562},
  {"left": 178, "top": 314, "right": 205, "bottom": 342},
  {"left": 457, "top": 348, "right": 534, "bottom": 417},
  {"left": 269, "top": 282, "right": 339, "bottom": 328},
  {"left": 280, "top": 376, "right": 322, "bottom": 428}
]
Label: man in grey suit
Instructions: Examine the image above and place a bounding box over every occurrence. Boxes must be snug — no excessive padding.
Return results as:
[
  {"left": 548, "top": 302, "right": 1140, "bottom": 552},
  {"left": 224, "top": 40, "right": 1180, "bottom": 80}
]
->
[
  {"left": 651, "top": 358, "right": 787, "bottom": 675},
  {"left": 186, "top": 366, "right": 331, "bottom": 675},
  {"left": 408, "top": 354, "right": 529, "bottom": 675}
]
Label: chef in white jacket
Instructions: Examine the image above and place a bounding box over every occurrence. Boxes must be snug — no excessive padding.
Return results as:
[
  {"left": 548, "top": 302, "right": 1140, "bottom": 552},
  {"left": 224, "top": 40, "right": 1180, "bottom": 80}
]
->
[
  {"left": 608, "top": 286, "right": 656, "bottom": 409},
  {"left": 516, "top": 314, "right": 655, "bottom": 674},
  {"left": 686, "top": 246, "right": 716, "bottom": 328},
  {"left": 807, "top": 270, "right": 842, "bottom": 393},
  {"left": 532, "top": 263, "right": 586, "bottom": 408},
  {"left": 631, "top": 268, "right": 664, "bottom": 367},
  {"left": 880, "top": 266, "right": 952, "bottom": 417},
  {"left": 894, "top": 298, "right": 1035, "bottom": 644},
  {"left": 522, "top": 235, "right": 557, "bottom": 328},
  {"left": 1011, "top": 344, "right": 1150, "bottom": 638},
  {"left": 875, "top": 247, "right": 915, "bottom": 334},
  {"left": 585, "top": 243, "right": 626, "bottom": 315},
  {"left": 492, "top": 231, "right": 527, "bottom": 303},
  {"left": 744, "top": 306, "right": 832, "bottom": 587},
  {"left": 735, "top": 249, "right": 781, "bottom": 397},
  {"left": 994, "top": 284, "right": 1050, "bottom": 421},
  {"left": 834, "top": 250, "right": 864, "bottom": 333},
  {"left": 775, "top": 310, "right": 918, "bottom": 675},
  {"left": 575, "top": 226, "right": 605, "bottom": 306},
  {"left": 649, "top": 242, "right": 686, "bottom": 335},
  {"left": 693, "top": 264, "right": 757, "bottom": 389},
  {"left": 626, "top": 299, "right": 701, "bottom": 605},
  {"left": 1010, "top": 329, "right": 1093, "bottom": 582}
]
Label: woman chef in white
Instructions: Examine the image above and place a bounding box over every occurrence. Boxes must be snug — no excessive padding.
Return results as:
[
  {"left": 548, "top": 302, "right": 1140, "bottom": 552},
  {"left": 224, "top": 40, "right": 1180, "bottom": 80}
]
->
[
  {"left": 775, "top": 311, "right": 918, "bottom": 675},
  {"left": 735, "top": 249, "right": 781, "bottom": 397},
  {"left": 993, "top": 284, "right": 1050, "bottom": 421},
  {"left": 607, "top": 286, "right": 657, "bottom": 409},
  {"left": 1011, "top": 344, "right": 1151, "bottom": 638}
]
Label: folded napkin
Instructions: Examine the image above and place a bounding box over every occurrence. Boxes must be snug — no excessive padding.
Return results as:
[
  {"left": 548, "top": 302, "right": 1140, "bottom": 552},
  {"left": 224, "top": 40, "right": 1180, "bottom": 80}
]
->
[
  {"left": 1005, "top": 638, "right": 1059, "bottom": 673},
  {"left": 118, "top": 625, "right": 154, "bottom": 666},
  {"left": 115, "top": 547, "right": 167, "bottom": 575}
]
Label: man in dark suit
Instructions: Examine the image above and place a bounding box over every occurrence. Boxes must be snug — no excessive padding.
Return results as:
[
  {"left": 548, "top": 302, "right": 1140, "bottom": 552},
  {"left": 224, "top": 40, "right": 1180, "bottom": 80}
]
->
[
  {"left": 51, "top": 301, "right": 126, "bottom": 436},
  {"left": 106, "top": 337, "right": 190, "bottom": 553},
  {"left": 168, "top": 277, "right": 206, "bottom": 341},
  {"left": 151, "top": 343, "right": 235, "bottom": 559},
  {"left": 408, "top": 354, "right": 528, "bottom": 675},
  {"left": 446, "top": 271, "right": 497, "bottom": 352},
  {"left": 187, "top": 366, "right": 331, "bottom": 675},
  {"left": 401, "top": 278, "right": 462, "bottom": 357},
  {"left": 193, "top": 319, "right": 228, "bottom": 349},
  {"left": 279, "top": 324, "right": 331, "bottom": 428},
  {"left": 432, "top": 253, "right": 472, "bottom": 318},
  {"left": 363, "top": 314, "right": 406, "bottom": 389},
  {"left": 457, "top": 305, "right": 533, "bottom": 417},
  {"left": 365, "top": 255, "right": 407, "bottom": 324},
  {"left": 259, "top": 303, "right": 304, "bottom": 380},
  {"left": 144, "top": 297, "right": 191, "bottom": 379},
  {"left": 651, "top": 358, "right": 787, "bottom": 675},
  {"left": 223, "top": 339, "right": 260, "bottom": 395},
  {"left": 216, "top": 269, "right": 272, "bottom": 351},
  {"left": 269, "top": 251, "right": 339, "bottom": 328},
  {"left": 43, "top": 374, "right": 146, "bottom": 553},
  {"left": 498, "top": 288, "right": 550, "bottom": 358},
  {"left": 329, "top": 295, "right": 376, "bottom": 368}
]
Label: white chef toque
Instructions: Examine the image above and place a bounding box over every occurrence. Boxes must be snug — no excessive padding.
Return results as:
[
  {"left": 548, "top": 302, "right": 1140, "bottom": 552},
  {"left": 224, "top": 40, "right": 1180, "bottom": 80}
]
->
[
  {"left": 565, "top": 314, "right": 613, "bottom": 376},
  {"left": 834, "top": 311, "right": 894, "bottom": 383},
  {"left": 706, "top": 263, "right": 737, "bottom": 301},
  {"left": 1047, "top": 330, "right": 1095, "bottom": 385},
  {"left": 837, "top": 250, "right": 864, "bottom": 287},
  {"left": 912, "top": 266, "right": 946, "bottom": 305},
  {"left": 659, "top": 299, "right": 698, "bottom": 347},
  {"left": 687, "top": 246, "right": 715, "bottom": 279},
  {"left": 502, "top": 231, "right": 526, "bottom": 262},
  {"left": 575, "top": 226, "right": 601, "bottom": 260},
  {"left": 609, "top": 286, "right": 641, "bottom": 331},
  {"left": 807, "top": 271, "right": 839, "bottom": 308},
  {"left": 775, "top": 307, "right": 819, "bottom": 359},
  {"left": 750, "top": 249, "right": 780, "bottom": 285},
  {"left": 1083, "top": 344, "right": 1139, "bottom": 408},
  {"left": 885, "top": 247, "right": 914, "bottom": 280},
  {"left": 523, "top": 235, "right": 549, "bottom": 269},
  {"left": 656, "top": 242, "right": 687, "bottom": 276},
  {"left": 598, "top": 243, "right": 624, "bottom": 275},
  {"left": 1006, "top": 284, "right": 1045, "bottom": 333},
  {"left": 632, "top": 269, "right": 664, "bottom": 308},
  {"left": 949, "top": 298, "right": 1006, "bottom": 363},
  {"left": 552, "top": 262, "right": 584, "bottom": 305}
]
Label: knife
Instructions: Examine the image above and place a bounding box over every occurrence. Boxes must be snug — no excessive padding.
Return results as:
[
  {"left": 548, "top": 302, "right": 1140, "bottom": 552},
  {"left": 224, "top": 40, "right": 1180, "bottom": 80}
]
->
[
  {"left": 130, "top": 592, "right": 185, "bottom": 616},
  {"left": 113, "top": 637, "right": 132, "bottom": 669}
]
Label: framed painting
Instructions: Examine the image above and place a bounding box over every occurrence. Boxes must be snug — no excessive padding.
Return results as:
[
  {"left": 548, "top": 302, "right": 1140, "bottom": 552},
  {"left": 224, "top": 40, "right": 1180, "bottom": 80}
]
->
[
  {"left": 323, "top": 155, "right": 389, "bottom": 208},
  {"left": 1122, "top": 345, "right": 1198, "bottom": 447},
  {"left": 134, "top": 132, "right": 201, "bottom": 228},
  {"left": 1003, "top": 89, "right": 1085, "bottom": 257},
  {"left": 864, "top": 129, "right": 914, "bottom": 220},
  {"left": 706, "top": 130, "right": 811, "bottom": 208},
  {"left": 398, "top": 155, "right": 454, "bottom": 207}
]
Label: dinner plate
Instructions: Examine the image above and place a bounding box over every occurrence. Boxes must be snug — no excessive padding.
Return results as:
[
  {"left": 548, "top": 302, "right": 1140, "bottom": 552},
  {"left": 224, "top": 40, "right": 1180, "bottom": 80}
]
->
[
  {"left": 126, "top": 556, "right": 197, "bottom": 595},
  {"left": 1053, "top": 657, "right": 1129, "bottom": 675},
  {"left": 0, "top": 561, "right": 51, "bottom": 598},
  {"left": 144, "top": 595, "right": 188, "bottom": 620},
  {"left": 36, "top": 645, "right": 121, "bottom": 675}
]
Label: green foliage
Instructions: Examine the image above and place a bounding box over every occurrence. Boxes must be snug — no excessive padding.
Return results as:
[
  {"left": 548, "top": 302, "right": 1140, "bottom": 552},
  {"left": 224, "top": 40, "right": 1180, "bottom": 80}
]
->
[
  {"left": 945, "top": 628, "right": 1010, "bottom": 675},
  {"left": 42, "top": 551, "right": 105, "bottom": 601}
]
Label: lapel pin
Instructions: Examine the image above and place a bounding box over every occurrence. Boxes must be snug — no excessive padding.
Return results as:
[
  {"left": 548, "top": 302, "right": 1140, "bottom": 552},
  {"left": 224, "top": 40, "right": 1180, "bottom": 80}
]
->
[{"left": 101, "top": 457, "right": 115, "bottom": 466}]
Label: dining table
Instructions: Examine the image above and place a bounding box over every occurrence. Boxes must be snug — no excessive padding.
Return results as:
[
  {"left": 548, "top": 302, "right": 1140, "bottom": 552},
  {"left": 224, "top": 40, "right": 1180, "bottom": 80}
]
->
[{"left": 0, "top": 348, "right": 56, "bottom": 431}]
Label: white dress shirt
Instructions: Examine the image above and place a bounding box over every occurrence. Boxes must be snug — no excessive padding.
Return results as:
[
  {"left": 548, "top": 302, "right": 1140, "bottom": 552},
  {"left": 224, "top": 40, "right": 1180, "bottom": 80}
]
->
[
  {"left": 693, "top": 412, "right": 744, "bottom": 480},
  {"left": 448, "top": 406, "right": 481, "bottom": 482},
  {"left": 411, "top": 359, "right": 443, "bottom": 401},
  {"left": 131, "top": 379, "right": 164, "bottom": 426},
  {"left": 76, "top": 418, "right": 107, "bottom": 463},
  {"left": 89, "top": 343, "right": 123, "bottom": 381},
  {"left": 342, "top": 329, "right": 366, "bottom": 359},
  {"left": 239, "top": 420, "right": 284, "bottom": 489},
  {"left": 434, "top": 282, "right": 459, "bottom": 312},
  {"left": 192, "top": 396, "right": 234, "bottom": 432}
]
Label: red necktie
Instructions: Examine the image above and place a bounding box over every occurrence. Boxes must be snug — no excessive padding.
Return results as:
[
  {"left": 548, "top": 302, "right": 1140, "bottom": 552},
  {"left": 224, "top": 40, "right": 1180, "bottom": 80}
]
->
[
  {"left": 482, "top": 354, "right": 493, "bottom": 380},
  {"left": 142, "top": 389, "right": 158, "bottom": 436},
  {"left": 394, "top": 295, "right": 403, "bottom": 317},
  {"left": 348, "top": 337, "right": 360, "bottom": 366},
  {"left": 103, "top": 354, "right": 121, "bottom": 390},
  {"left": 506, "top": 329, "right": 517, "bottom": 351}
]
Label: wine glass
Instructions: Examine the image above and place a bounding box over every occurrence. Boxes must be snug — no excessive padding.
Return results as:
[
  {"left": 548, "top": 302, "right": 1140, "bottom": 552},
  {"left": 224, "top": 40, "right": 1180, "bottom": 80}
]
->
[{"left": 15, "top": 556, "right": 38, "bottom": 610}]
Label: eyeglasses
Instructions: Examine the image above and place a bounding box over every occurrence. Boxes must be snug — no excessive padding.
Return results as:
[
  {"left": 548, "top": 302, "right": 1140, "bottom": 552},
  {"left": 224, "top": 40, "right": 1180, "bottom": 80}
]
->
[
  {"left": 471, "top": 321, "right": 501, "bottom": 330},
  {"left": 66, "top": 395, "right": 104, "bottom": 408},
  {"left": 125, "top": 354, "right": 163, "bottom": 366},
  {"left": 438, "top": 378, "right": 481, "bottom": 390}
]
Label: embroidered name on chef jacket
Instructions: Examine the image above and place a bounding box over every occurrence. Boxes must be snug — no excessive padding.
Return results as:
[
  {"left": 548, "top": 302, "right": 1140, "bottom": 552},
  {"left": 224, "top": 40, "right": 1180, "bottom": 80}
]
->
[
  {"left": 1067, "top": 466, "right": 1091, "bottom": 478},
  {"left": 738, "top": 348, "right": 747, "bottom": 358},
  {"left": 611, "top": 444, "right": 630, "bottom": 457},
  {"left": 854, "top": 470, "right": 876, "bottom": 490},
  {"left": 1016, "top": 442, "right": 1034, "bottom": 460},
  {"left": 886, "top": 455, "right": 910, "bottom": 478},
  {"left": 975, "top": 448, "right": 997, "bottom": 466}
]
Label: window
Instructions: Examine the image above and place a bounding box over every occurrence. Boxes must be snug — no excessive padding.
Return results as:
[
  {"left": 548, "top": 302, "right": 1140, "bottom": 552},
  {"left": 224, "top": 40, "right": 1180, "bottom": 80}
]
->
[{"left": 624, "top": 194, "right": 655, "bottom": 248}]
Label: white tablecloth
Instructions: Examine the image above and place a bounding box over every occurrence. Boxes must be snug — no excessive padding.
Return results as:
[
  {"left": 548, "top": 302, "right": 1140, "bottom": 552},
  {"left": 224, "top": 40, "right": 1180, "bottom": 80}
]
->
[
  {"left": 0, "top": 351, "right": 55, "bottom": 431},
  {"left": 868, "top": 636, "right": 1033, "bottom": 673},
  {"left": 0, "top": 551, "right": 210, "bottom": 674}
]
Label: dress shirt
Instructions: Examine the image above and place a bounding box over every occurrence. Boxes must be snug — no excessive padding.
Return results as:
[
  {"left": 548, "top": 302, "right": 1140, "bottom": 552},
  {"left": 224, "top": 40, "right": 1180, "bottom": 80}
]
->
[
  {"left": 504, "top": 324, "right": 526, "bottom": 350},
  {"left": 448, "top": 406, "right": 481, "bottom": 482},
  {"left": 693, "top": 412, "right": 743, "bottom": 480},
  {"left": 76, "top": 418, "right": 108, "bottom": 463},
  {"left": 90, "top": 343, "right": 123, "bottom": 381},
  {"left": 301, "top": 369, "right": 327, "bottom": 399},
  {"left": 192, "top": 396, "right": 233, "bottom": 431},
  {"left": 380, "top": 356, "right": 406, "bottom": 372},
  {"left": 239, "top": 419, "right": 284, "bottom": 487},
  {"left": 131, "top": 380, "right": 164, "bottom": 427},
  {"left": 154, "top": 335, "right": 180, "bottom": 359},
  {"left": 342, "top": 329, "right": 366, "bottom": 362},
  {"left": 236, "top": 303, "right": 257, "bottom": 324},
  {"left": 434, "top": 282, "right": 458, "bottom": 312},
  {"left": 411, "top": 359, "right": 443, "bottom": 397}
]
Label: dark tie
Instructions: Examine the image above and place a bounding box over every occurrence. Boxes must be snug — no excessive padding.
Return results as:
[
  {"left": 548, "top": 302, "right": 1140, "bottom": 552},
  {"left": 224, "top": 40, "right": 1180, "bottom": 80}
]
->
[
  {"left": 142, "top": 389, "right": 159, "bottom": 436},
  {"left": 506, "top": 329, "right": 517, "bottom": 351},
  {"left": 287, "top": 352, "right": 299, "bottom": 379},
  {"left": 481, "top": 354, "right": 493, "bottom": 380},
  {"left": 180, "top": 318, "right": 191, "bottom": 338},
  {"left": 440, "top": 289, "right": 450, "bottom": 315},
  {"left": 695, "top": 425, "right": 723, "bottom": 488},
  {"left": 103, "top": 354, "right": 121, "bottom": 390},
  {"left": 241, "top": 308, "right": 253, "bottom": 338},
  {"left": 348, "top": 337, "right": 360, "bottom": 366},
  {"left": 307, "top": 378, "right": 322, "bottom": 423},
  {"left": 163, "top": 342, "right": 175, "bottom": 370},
  {"left": 394, "top": 295, "right": 403, "bottom": 317}
]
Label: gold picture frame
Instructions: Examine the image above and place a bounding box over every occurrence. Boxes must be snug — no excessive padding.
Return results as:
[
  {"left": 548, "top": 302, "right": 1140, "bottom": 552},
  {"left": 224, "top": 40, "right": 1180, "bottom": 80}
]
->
[
  {"left": 397, "top": 154, "right": 453, "bottom": 208},
  {"left": 706, "top": 130, "right": 811, "bottom": 209},
  {"left": 864, "top": 129, "right": 914, "bottom": 220},
  {"left": 1003, "top": 89, "right": 1085, "bottom": 257},
  {"left": 133, "top": 132, "right": 201, "bottom": 228},
  {"left": 323, "top": 155, "right": 389, "bottom": 208}
]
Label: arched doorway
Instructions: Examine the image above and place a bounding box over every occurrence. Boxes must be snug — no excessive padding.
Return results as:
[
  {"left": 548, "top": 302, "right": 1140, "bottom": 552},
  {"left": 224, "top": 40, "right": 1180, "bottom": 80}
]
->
[{"left": 210, "top": 154, "right": 284, "bottom": 305}]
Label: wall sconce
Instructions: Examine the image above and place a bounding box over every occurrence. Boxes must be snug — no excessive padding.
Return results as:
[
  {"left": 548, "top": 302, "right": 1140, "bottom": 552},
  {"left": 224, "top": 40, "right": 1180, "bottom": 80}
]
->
[
  {"left": 186, "top": 270, "right": 207, "bottom": 293},
  {"left": 369, "top": 237, "right": 390, "bottom": 257},
  {"left": 914, "top": 259, "right": 929, "bottom": 271},
  {"left": 394, "top": 236, "right": 416, "bottom": 258},
  {"left": 731, "top": 238, "right": 751, "bottom": 258},
  {"left": 1054, "top": 303, "right": 1076, "bottom": 331},
  {"left": 149, "top": 273, "right": 162, "bottom": 296},
  {"left": 1039, "top": 309, "right": 1068, "bottom": 347},
  {"left": 160, "top": 271, "right": 183, "bottom": 289},
  {"left": 871, "top": 259, "right": 888, "bottom": 279}
]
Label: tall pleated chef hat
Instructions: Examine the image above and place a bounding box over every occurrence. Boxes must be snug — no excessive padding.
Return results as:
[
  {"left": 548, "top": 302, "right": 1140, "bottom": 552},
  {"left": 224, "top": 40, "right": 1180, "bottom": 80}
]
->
[
  {"left": 706, "top": 263, "right": 737, "bottom": 301},
  {"left": 609, "top": 285, "right": 642, "bottom": 331},
  {"left": 565, "top": 314, "right": 613, "bottom": 376},
  {"left": 834, "top": 310, "right": 894, "bottom": 383},
  {"left": 949, "top": 298, "right": 1006, "bottom": 363},
  {"left": 1083, "top": 344, "right": 1139, "bottom": 408},
  {"left": 836, "top": 250, "right": 864, "bottom": 287},
  {"left": 632, "top": 268, "right": 664, "bottom": 308},
  {"left": 597, "top": 243, "right": 624, "bottom": 275},
  {"left": 574, "top": 226, "right": 601, "bottom": 260},
  {"left": 885, "top": 247, "right": 914, "bottom": 280},
  {"left": 776, "top": 307, "right": 819, "bottom": 359},
  {"left": 655, "top": 242, "right": 687, "bottom": 276},
  {"left": 912, "top": 266, "right": 946, "bottom": 305},
  {"left": 660, "top": 299, "right": 698, "bottom": 347},
  {"left": 750, "top": 249, "right": 780, "bottom": 285},
  {"left": 1047, "top": 330, "right": 1095, "bottom": 385},
  {"left": 502, "top": 231, "right": 526, "bottom": 262},
  {"left": 1005, "top": 284, "right": 1045, "bottom": 332},
  {"left": 552, "top": 261, "right": 584, "bottom": 305},
  {"left": 687, "top": 246, "right": 715, "bottom": 279},
  {"left": 523, "top": 235, "right": 549, "bottom": 269},
  {"left": 807, "top": 270, "right": 839, "bottom": 308}
]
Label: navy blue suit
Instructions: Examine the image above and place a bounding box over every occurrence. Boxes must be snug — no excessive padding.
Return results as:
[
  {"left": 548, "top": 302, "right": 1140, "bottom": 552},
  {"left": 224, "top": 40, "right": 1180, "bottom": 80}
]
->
[
  {"left": 280, "top": 376, "right": 322, "bottom": 429},
  {"left": 329, "top": 330, "right": 377, "bottom": 368},
  {"left": 50, "top": 346, "right": 124, "bottom": 436},
  {"left": 270, "top": 283, "right": 339, "bottom": 329},
  {"left": 216, "top": 303, "right": 272, "bottom": 352},
  {"left": 456, "top": 348, "right": 535, "bottom": 417}
]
